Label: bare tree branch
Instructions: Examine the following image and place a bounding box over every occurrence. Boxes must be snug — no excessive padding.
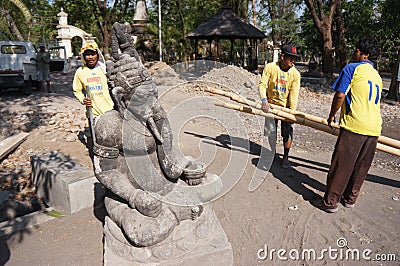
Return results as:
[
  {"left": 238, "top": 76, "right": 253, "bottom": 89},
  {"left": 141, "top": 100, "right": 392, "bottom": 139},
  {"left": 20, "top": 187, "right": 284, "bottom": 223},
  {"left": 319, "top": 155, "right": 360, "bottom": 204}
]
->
[
  {"left": 0, "top": 7, "right": 24, "bottom": 40},
  {"left": 305, "top": 0, "right": 321, "bottom": 30}
]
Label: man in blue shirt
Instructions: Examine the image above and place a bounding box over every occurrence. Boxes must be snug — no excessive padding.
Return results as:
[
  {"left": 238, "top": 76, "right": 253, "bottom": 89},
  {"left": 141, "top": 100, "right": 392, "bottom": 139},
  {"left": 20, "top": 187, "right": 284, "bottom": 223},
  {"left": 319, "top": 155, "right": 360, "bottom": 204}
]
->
[{"left": 312, "top": 37, "right": 382, "bottom": 213}]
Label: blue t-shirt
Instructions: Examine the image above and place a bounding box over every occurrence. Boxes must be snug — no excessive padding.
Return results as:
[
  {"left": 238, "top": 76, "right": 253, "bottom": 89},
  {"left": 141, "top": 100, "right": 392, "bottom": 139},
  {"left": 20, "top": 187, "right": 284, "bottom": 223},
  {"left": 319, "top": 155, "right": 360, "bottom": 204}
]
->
[{"left": 332, "top": 60, "right": 382, "bottom": 136}]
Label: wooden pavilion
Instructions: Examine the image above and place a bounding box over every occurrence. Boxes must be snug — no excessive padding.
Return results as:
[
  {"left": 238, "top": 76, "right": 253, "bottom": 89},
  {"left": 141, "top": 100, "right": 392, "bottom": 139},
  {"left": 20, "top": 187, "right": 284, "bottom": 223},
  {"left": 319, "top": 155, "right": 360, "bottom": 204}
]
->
[{"left": 186, "top": 8, "right": 267, "bottom": 70}]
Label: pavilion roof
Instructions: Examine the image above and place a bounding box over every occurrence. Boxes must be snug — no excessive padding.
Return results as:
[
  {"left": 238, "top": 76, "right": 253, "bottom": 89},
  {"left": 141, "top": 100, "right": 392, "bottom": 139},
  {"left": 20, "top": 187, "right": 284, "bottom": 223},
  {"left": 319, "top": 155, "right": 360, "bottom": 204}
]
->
[{"left": 186, "top": 8, "right": 267, "bottom": 40}]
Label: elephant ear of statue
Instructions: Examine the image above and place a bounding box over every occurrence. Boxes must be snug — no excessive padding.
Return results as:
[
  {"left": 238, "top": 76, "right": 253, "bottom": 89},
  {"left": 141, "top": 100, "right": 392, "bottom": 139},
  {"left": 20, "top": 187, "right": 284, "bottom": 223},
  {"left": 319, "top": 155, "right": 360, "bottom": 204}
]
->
[{"left": 111, "top": 86, "right": 129, "bottom": 119}]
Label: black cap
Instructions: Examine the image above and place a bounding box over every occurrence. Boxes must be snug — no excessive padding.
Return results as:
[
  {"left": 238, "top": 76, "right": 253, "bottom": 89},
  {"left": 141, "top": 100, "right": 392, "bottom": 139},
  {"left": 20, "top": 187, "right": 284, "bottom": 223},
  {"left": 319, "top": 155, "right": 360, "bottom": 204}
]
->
[{"left": 282, "top": 45, "right": 299, "bottom": 57}]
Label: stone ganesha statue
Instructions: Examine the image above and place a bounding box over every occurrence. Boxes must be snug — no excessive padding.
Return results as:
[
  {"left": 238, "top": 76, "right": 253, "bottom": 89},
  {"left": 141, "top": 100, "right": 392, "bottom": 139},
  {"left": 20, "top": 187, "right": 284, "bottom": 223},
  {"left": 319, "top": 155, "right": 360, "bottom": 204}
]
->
[{"left": 92, "top": 22, "right": 222, "bottom": 250}]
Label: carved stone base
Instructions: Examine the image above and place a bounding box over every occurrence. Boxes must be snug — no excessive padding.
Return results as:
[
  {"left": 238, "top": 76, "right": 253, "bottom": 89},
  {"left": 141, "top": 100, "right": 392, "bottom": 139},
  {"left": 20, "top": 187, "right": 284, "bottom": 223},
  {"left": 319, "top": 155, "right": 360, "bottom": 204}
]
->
[{"left": 103, "top": 205, "right": 233, "bottom": 265}]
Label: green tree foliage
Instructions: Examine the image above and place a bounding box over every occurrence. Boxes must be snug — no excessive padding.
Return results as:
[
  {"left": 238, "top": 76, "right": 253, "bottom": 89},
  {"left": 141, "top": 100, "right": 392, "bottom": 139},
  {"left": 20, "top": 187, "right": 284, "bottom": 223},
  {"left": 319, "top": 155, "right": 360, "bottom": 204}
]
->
[
  {"left": 299, "top": 8, "right": 321, "bottom": 57},
  {"left": 258, "top": 0, "right": 302, "bottom": 46},
  {"left": 332, "top": 0, "right": 379, "bottom": 71},
  {"left": 51, "top": 0, "right": 99, "bottom": 54},
  {"left": 224, "top": 0, "right": 249, "bottom": 19},
  {"left": 376, "top": 0, "right": 400, "bottom": 61},
  {"left": 1, "top": 0, "right": 399, "bottom": 90},
  {"left": 378, "top": 0, "right": 400, "bottom": 100},
  {"left": 300, "top": 0, "right": 381, "bottom": 70},
  {"left": 150, "top": 0, "right": 223, "bottom": 62},
  {"left": 29, "top": 0, "right": 57, "bottom": 45},
  {"left": 0, "top": 7, "right": 24, "bottom": 40},
  {"left": 341, "top": 0, "right": 378, "bottom": 48}
]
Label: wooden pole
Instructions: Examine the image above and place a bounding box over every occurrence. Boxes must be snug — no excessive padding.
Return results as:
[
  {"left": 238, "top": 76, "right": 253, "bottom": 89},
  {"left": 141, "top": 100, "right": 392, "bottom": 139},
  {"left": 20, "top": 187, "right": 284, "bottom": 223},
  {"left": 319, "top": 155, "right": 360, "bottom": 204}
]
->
[
  {"left": 215, "top": 101, "right": 341, "bottom": 135},
  {"left": 214, "top": 101, "right": 400, "bottom": 157},
  {"left": 205, "top": 87, "right": 400, "bottom": 150},
  {"left": 214, "top": 101, "right": 288, "bottom": 121},
  {"left": 0, "top": 132, "right": 29, "bottom": 160}
]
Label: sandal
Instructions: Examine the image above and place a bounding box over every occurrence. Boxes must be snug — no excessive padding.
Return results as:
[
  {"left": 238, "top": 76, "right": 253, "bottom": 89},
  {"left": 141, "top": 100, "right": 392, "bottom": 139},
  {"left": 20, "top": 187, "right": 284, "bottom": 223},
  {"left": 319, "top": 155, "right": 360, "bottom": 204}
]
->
[{"left": 281, "top": 160, "right": 291, "bottom": 169}]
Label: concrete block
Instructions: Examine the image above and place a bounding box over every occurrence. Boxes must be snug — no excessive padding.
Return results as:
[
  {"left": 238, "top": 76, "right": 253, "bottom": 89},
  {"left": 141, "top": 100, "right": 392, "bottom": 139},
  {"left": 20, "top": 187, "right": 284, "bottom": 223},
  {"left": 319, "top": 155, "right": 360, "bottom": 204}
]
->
[{"left": 30, "top": 151, "right": 101, "bottom": 214}]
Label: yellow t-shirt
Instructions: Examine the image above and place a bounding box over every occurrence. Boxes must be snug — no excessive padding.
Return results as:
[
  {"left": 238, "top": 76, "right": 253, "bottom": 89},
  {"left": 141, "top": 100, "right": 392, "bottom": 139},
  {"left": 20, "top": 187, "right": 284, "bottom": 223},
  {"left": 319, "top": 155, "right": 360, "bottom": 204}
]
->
[
  {"left": 332, "top": 61, "right": 382, "bottom": 136},
  {"left": 259, "top": 62, "right": 301, "bottom": 110},
  {"left": 73, "top": 65, "right": 114, "bottom": 117}
]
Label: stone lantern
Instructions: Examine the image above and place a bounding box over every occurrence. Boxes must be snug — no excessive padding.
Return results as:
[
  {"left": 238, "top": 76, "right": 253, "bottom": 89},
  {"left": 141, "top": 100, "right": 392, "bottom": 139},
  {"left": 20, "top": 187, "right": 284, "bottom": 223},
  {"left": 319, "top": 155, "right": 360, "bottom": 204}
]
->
[{"left": 133, "top": 0, "right": 149, "bottom": 34}]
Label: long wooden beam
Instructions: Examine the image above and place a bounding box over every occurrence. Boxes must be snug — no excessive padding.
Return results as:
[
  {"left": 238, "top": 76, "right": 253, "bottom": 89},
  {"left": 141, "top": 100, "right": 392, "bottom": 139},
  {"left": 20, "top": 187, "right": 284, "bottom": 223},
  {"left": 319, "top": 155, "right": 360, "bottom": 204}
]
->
[
  {"left": 206, "top": 87, "right": 400, "bottom": 150},
  {"left": 214, "top": 101, "right": 400, "bottom": 157}
]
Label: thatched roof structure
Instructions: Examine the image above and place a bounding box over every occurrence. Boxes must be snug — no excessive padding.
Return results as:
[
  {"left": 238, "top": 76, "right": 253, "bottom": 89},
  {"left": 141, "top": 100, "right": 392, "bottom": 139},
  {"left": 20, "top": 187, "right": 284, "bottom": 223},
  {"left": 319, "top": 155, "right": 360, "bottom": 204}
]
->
[
  {"left": 186, "top": 8, "right": 266, "bottom": 70},
  {"left": 186, "top": 8, "right": 266, "bottom": 40}
]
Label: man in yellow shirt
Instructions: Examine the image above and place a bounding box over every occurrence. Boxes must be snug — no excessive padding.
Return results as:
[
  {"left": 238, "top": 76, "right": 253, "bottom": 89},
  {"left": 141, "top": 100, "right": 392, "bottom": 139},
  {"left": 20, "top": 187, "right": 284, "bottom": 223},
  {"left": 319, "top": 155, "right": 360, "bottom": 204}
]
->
[
  {"left": 73, "top": 41, "right": 114, "bottom": 120},
  {"left": 259, "top": 45, "right": 301, "bottom": 168},
  {"left": 312, "top": 37, "right": 382, "bottom": 213}
]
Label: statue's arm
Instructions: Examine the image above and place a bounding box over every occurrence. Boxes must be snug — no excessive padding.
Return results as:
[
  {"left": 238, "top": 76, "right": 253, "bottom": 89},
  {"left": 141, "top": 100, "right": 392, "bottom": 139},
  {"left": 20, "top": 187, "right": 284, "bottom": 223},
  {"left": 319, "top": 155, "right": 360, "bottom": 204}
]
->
[
  {"left": 95, "top": 167, "right": 136, "bottom": 202},
  {"left": 95, "top": 164, "right": 162, "bottom": 218}
]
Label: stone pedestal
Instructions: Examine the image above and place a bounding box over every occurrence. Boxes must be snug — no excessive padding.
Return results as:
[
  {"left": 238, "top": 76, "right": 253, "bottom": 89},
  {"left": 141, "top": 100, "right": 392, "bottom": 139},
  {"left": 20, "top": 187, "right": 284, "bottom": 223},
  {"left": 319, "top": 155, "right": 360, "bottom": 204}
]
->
[
  {"left": 103, "top": 205, "right": 233, "bottom": 265},
  {"left": 31, "top": 151, "right": 101, "bottom": 214}
]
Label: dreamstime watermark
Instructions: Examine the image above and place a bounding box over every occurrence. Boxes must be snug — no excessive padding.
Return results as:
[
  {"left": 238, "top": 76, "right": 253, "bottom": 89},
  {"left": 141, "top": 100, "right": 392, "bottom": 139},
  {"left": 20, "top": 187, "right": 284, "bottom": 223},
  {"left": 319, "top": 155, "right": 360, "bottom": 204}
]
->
[{"left": 257, "top": 238, "right": 397, "bottom": 262}]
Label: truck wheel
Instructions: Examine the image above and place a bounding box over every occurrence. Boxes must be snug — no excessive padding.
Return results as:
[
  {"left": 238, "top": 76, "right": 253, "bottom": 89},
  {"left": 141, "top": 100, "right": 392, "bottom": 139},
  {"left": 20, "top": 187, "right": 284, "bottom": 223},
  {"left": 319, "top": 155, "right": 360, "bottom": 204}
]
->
[{"left": 23, "top": 76, "right": 33, "bottom": 95}]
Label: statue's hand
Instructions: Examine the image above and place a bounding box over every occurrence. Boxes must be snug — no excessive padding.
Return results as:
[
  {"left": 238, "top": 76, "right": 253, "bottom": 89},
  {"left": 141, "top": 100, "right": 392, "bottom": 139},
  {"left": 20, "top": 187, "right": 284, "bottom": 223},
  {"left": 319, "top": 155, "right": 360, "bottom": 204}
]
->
[{"left": 129, "top": 190, "right": 162, "bottom": 218}]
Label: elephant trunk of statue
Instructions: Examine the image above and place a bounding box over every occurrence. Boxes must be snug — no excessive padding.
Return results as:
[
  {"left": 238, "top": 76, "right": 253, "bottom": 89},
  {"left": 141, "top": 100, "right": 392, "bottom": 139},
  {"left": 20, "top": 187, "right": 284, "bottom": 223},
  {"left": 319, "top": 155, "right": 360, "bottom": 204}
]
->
[
  {"left": 122, "top": 82, "right": 186, "bottom": 181},
  {"left": 146, "top": 105, "right": 185, "bottom": 181},
  {"left": 147, "top": 116, "right": 164, "bottom": 144}
]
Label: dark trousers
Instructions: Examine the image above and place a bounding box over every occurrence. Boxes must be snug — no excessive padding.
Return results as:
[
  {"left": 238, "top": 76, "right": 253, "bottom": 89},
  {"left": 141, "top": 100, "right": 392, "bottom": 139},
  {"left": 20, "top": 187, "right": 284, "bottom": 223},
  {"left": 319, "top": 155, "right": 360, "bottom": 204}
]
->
[{"left": 324, "top": 129, "right": 378, "bottom": 208}]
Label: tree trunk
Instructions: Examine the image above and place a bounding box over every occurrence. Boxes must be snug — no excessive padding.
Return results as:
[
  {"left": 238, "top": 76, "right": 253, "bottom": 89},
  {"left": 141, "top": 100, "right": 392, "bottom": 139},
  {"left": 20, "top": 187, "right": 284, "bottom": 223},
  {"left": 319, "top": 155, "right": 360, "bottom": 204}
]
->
[
  {"left": 267, "top": 6, "right": 279, "bottom": 45},
  {"left": 335, "top": 0, "right": 347, "bottom": 71},
  {"left": 321, "top": 25, "right": 334, "bottom": 75},
  {"left": 305, "top": 0, "right": 339, "bottom": 76},
  {"left": 252, "top": 0, "right": 257, "bottom": 27},
  {"left": 387, "top": 50, "right": 400, "bottom": 101},
  {"left": 102, "top": 22, "right": 111, "bottom": 56},
  {"left": 0, "top": 7, "right": 24, "bottom": 41},
  {"left": 93, "top": 0, "right": 130, "bottom": 56},
  {"left": 177, "top": 1, "right": 188, "bottom": 61}
]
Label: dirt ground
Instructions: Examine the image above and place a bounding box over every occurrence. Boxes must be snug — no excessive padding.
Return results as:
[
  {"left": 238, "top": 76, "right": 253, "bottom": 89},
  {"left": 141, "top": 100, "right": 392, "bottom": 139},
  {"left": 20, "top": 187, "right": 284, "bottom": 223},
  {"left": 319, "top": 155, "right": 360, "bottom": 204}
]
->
[{"left": 0, "top": 63, "right": 399, "bottom": 265}]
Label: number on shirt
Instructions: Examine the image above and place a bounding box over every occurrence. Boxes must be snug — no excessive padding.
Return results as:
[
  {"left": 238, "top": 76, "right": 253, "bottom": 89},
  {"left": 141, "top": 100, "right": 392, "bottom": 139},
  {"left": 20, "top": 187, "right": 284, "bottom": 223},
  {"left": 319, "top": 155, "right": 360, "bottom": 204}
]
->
[{"left": 368, "top": 80, "right": 380, "bottom": 104}]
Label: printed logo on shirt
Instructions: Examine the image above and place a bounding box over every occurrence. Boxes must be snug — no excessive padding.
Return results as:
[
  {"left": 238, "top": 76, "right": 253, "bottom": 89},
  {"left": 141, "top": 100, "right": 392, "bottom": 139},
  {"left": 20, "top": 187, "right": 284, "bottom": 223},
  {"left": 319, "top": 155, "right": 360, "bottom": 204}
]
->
[
  {"left": 274, "top": 75, "right": 287, "bottom": 92},
  {"left": 87, "top": 85, "right": 103, "bottom": 91},
  {"left": 90, "top": 91, "right": 104, "bottom": 97},
  {"left": 87, "top": 77, "right": 101, "bottom": 83},
  {"left": 275, "top": 77, "right": 287, "bottom": 85}
]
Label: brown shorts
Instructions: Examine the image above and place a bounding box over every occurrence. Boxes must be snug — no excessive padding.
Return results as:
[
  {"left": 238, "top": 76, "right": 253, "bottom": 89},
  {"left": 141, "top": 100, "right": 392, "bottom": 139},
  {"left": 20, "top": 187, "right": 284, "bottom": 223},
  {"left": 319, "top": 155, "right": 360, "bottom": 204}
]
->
[{"left": 264, "top": 118, "right": 293, "bottom": 142}]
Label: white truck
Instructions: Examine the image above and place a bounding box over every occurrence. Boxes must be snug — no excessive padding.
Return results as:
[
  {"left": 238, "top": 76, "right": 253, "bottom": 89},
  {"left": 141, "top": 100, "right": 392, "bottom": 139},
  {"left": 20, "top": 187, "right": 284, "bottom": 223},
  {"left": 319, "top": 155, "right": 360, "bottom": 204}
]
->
[
  {"left": 0, "top": 40, "right": 38, "bottom": 94},
  {"left": 48, "top": 46, "right": 70, "bottom": 74}
]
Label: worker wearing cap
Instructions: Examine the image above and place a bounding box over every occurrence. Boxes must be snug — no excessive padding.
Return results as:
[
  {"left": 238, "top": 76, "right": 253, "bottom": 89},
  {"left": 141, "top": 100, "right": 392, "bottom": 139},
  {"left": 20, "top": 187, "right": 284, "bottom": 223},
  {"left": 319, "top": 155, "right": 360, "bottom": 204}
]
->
[
  {"left": 73, "top": 41, "right": 114, "bottom": 119},
  {"left": 259, "top": 45, "right": 301, "bottom": 168},
  {"left": 37, "top": 43, "right": 51, "bottom": 92}
]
